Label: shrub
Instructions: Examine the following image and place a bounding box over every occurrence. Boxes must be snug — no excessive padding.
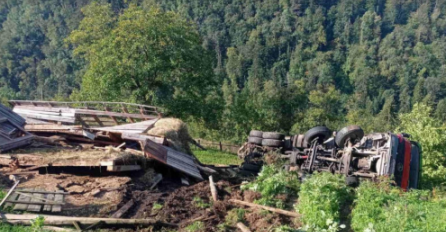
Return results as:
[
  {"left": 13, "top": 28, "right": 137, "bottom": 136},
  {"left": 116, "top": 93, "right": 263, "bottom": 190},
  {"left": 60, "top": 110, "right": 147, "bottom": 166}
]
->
[
  {"left": 398, "top": 103, "right": 446, "bottom": 188},
  {"left": 352, "top": 180, "right": 446, "bottom": 232},
  {"left": 296, "top": 172, "right": 351, "bottom": 232},
  {"left": 225, "top": 208, "right": 246, "bottom": 225},
  {"left": 241, "top": 165, "right": 300, "bottom": 208}
]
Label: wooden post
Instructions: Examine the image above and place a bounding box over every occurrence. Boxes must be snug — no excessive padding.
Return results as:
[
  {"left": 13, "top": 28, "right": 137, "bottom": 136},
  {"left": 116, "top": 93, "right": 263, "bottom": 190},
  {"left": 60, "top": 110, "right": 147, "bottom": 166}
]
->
[
  {"left": 237, "top": 222, "right": 252, "bottom": 232},
  {"left": 209, "top": 176, "right": 217, "bottom": 202},
  {"left": 219, "top": 142, "right": 222, "bottom": 151}
]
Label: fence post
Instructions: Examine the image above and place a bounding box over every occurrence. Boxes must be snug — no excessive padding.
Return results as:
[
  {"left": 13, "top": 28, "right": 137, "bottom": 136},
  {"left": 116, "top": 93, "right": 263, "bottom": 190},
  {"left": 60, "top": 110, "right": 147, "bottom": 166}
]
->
[{"left": 219, "top": 141, "right": 222, "bottom": 151}]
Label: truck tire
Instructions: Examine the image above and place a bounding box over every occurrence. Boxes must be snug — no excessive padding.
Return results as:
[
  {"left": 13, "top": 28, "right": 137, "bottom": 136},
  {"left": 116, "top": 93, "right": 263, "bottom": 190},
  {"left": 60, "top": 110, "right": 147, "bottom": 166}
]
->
[
  {"left": 262, "top": 132, "right": 285, "bottom": 140},
  {"left": 261, "top": 139, "right": 284, "bottom": 147},
  {"left": 284, "top": 139, "right": 292, "bottom": 150},
  {"left": 248, "top": 137, "right": 263, "bottom": 145},
  {"left": 335, "top": 125, "right": 364, "bottom": 148},
  {"left": 304, "top": 126, "right": 331, "bottom": 145},
  {"left": 249, "top": 130, "right": 263, "bottom": 138}
]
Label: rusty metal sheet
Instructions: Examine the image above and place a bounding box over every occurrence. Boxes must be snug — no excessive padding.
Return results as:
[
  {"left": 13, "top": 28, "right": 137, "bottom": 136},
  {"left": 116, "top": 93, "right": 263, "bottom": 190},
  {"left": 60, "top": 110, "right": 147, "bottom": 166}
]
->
[
  {"left": 143, "top": 139, "right": 203, "bottom": 180},
  {"left": 144, "top": 139, "right": 168, "bottom": 163}
]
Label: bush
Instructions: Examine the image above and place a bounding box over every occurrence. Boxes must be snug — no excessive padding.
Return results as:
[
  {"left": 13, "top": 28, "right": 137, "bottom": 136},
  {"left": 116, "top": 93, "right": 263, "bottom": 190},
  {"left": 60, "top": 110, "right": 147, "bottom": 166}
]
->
[
  {"left": 241, "top": 165, "right": 300, "bottom": 208},
  {"left": 352, "top": 180, "right": 446, "bottom": 232},
  {"left": 296, "top": 172, "right": 351, "bottom": 232},
  {"left": 398, "top": 103, "right": 446, "bottom": 188}
]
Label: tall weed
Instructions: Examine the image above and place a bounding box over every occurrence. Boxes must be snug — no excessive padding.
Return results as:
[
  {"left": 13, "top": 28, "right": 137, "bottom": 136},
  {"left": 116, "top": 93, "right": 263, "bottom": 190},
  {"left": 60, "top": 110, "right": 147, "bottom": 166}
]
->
[
  {"left": 241, "top": 165, "right": 299, "bottom": 208},
  {"left": 352, "top": 180, "right": 446, "bottom": 232},
  {"left": 296, "top": 172, "right": 351, "bottom": 232}
]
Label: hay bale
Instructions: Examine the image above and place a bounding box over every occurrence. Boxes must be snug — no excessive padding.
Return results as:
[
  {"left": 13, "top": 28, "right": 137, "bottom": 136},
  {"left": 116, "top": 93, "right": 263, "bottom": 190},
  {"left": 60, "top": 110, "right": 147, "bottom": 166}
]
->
[{"left": 146, "top": 118, "right": 192, "bottom": 154}]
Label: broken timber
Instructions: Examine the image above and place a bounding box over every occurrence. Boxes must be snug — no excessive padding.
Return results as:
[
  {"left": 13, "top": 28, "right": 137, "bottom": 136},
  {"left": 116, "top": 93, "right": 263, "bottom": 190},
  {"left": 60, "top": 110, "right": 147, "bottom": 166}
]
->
[
  {"left": 228, "top": 199, "right": 300, "bottom": 218},
  {"left": 3, "top": 188, "right": 67, "bottom": 212},
  {"left": 0, "top": 214, "right": 177, "bottom": 228},
  {"left": 10, "top": 101, "right": 161, "bottom": 127},
  {"left": 0, "top": 103, "right": 33, "bottom": 153}
]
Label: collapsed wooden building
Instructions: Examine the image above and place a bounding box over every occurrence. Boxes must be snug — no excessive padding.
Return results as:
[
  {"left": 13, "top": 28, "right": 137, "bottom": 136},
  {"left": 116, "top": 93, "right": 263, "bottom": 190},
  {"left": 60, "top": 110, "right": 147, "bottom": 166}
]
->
[{"left": 0, "top": 100, "right": 204, "bottom": 180}]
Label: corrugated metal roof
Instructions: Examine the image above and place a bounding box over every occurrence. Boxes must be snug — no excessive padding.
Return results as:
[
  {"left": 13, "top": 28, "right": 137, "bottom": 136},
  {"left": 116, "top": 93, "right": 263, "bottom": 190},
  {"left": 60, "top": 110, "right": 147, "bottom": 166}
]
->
[
  {"left": 143, "top": 139, "right": 203, "bottom": 180},
  {"left": 0, "top": 104, "right": 26, "bottom": 127},
  {"left": 165, "top": 146, "right": 203, "bottom": 180}
]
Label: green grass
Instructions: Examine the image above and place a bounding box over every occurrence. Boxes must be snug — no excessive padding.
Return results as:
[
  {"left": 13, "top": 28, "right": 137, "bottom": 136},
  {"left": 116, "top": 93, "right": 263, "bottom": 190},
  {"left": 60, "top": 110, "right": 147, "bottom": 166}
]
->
[
  {"left": 192, "top": 148, "right": 242, "bottom": 166},
  {"left": 185, "top": 221, "right": 205, "bottom": 232},
  {"left": 351, "top": 180, "right": 446, "bottom": 232},
  {"left": 296, "top": 172, "right": 351, "bottom": 232}
]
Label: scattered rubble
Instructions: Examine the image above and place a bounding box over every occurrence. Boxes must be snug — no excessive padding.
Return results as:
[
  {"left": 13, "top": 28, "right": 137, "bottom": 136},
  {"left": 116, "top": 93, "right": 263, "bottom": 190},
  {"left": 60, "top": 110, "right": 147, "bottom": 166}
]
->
[{"left": 0, "top": 100, "right": 295, "bottom": 231}]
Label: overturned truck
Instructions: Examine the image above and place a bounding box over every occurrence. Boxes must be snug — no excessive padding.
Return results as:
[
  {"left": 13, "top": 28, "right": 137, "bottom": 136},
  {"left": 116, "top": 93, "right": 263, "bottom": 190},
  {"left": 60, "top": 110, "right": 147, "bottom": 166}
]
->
[{"left": 238, "top": 126, "right": 422, "bottom": 190}]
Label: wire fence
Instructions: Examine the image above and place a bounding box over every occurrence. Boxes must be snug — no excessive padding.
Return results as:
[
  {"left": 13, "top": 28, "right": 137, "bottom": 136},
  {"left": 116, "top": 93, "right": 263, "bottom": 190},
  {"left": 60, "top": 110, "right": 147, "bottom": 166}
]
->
[{"left": 195, "top": 139, "right": 241, "bottom": 154}]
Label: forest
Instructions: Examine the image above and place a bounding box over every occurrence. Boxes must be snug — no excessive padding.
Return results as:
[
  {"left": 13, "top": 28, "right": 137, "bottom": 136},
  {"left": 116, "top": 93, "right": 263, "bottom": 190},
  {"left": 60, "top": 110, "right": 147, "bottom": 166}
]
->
[{"left": 1, "top": 0, "right": 446, "bottom": 142}]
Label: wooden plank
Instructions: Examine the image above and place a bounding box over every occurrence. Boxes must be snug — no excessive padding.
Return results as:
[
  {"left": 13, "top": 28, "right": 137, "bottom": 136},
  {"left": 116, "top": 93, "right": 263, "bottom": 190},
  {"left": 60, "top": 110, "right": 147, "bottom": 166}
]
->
[
  {"left": 3, "top": 192, "right": 19, "bottom": 209},
  {"left": 106, "top": 165, "right": 141, "bottom": 172},
  {"left": 6, "top": 200, "right": 63, "bottom": 205},
  {"left": 1, "top": 213, "right": 176, "bottom": 227},
  {"left": 52, "top": 190, "right": 64, "bottom": 212},
  {"left": 13, "top": 188, "right": 32, "bottom": 211},
  {"left": 121, "top": 104, "right": 135, "bottom": 123},
  {"left": 92, "top": 115, "right": 104, "bottom": 127},
  {"left": 14, "top": 189, "right": 69, "bottom": 195},
  {"left": 1, "top": 181, "right": 21, "bottom": 208},
  {"left": 43, "top": 193, "right": 55, "bottom": 212},
  {"left": 27, "top": 188, "right": 44, "bottom": 212},
  {"left": 111, "top": 200, "right": 134, "bottom": 218}
]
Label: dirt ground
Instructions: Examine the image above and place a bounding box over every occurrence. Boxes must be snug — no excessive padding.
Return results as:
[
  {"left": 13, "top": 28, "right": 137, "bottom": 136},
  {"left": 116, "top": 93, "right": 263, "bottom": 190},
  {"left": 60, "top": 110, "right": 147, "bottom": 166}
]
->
[{"left": 1, "top": 159, "right": 297, "bottom": 232}]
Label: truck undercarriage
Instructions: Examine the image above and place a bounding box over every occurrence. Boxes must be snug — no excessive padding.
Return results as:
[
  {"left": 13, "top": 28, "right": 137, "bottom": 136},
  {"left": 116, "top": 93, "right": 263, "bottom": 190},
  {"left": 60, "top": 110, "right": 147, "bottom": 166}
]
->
[{"left": 238, "top": 126, "right": 422, "bottom": 189}]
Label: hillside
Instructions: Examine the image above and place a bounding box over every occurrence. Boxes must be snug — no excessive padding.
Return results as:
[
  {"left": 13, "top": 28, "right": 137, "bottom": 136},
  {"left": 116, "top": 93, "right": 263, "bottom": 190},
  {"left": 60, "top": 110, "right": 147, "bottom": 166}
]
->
[{"left": 1, "top": 0, "right": 446, "bottom": 141}]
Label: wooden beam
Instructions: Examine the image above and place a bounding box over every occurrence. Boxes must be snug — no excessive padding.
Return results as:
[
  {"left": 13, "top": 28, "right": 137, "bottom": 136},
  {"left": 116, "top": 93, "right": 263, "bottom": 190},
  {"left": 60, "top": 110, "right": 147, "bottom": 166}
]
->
[
  {"left": 111, "top": 200, "right": 134, "bottom": 218},
  {"left": 121, "top": 104, "right": 135, "bottom": 123},
  {"left": 0, "top": 180, "right": 20, "bottom": 208},
  {"left": 228, "top": 199, "right": 300, "bottom": 218},
  {"left": 1, "top": 214, "right": 178, "bottom": 227}
]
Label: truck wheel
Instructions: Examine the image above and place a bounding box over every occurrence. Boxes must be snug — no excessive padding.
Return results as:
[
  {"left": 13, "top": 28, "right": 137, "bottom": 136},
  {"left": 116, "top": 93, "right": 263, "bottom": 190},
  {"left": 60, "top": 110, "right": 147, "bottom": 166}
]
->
[
  {"left": 284, "top": 139, "right": 292, "bottom": 150},
  {"left": 249, "top": 130, "right": 263, "bottom": 138},
  {"left": 248, "top": 137, "right": 263, "bottom": 145},
  {"left": 261, "top": 139, "right": 284, "bottom": 147},
  {"left": 304, "top": 126, "right": 331, "bottom": 145},
  {"left": 262, "top": 132, "right": 285, "bottom": 140},
  {"left": 335, "top": 125, "right": 364, "bottom": 148}
]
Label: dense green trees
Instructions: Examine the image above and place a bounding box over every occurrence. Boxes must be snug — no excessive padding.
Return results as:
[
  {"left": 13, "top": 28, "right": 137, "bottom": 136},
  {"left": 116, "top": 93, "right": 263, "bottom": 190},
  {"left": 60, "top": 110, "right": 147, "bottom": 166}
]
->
[
  {"left": 67, "top": 3, "right": 218, "bottom": 120},
  {"left": 2, "top": 0, "right": 446, "bottom": 141}
]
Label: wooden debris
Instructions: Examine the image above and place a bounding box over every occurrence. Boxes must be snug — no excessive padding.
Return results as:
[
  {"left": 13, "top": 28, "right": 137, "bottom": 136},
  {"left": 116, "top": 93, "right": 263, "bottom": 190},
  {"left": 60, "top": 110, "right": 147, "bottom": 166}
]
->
[
  {"left": 182, "top": 215, "right": 217, "bottom": 226},
  {"left": 228, "top": 199, "right": 300, "bottom": 218},
  {"left": 42, "top": 226, "right": 75, "bottom": 232},
  {"left": 0, "top": 180, "right": 20, "bottom": 208},
  {"left": 1, "top": 214, "right": 177, "bottom": 227},
  {"left": 13, "top": 188, "right": 32, "bottom": 211},
  {"left": 209, "top": 175, "right": 218, "bottom": 202},
  {"left": 116, "top": 142, "right": 126, "bottom": 149},
  {"left": 72, "top": 221, "right": 81, "bottom": 231},
  {"left": 237, "top": 222, "right": 252, "bottom": 232},
  {"left": 111, "top": 200, "right": 134, "bottom": 218},
  {"left": 84, "top": 220, "right": 104, "bottom": 230}
]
